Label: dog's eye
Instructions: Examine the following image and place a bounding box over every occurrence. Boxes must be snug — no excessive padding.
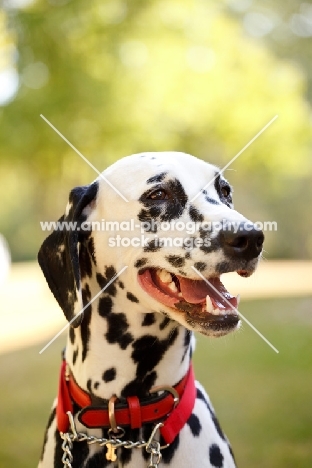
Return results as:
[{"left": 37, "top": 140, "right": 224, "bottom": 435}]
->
[
  {"left": 221, "top": 185, "right": 231, "bottom": 198},
  {"left": 148, "top": 189, "right": 168, "bottom": 200}
]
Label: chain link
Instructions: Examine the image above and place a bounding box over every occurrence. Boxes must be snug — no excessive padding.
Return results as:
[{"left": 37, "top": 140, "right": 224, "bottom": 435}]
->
[
  {"left": 60, "top": 416, "right": 164, "bottom": 468},
  {"left": 146, "top": 440, "right": 162, "bottom": 468},
  {"left": 61, "top": 432, "right": 74, "bottom": 468}
]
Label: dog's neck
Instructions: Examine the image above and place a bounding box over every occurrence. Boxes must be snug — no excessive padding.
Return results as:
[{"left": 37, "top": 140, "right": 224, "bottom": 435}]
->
[{"left": 65, "top": 280, "right": 193, "bottom": 401}]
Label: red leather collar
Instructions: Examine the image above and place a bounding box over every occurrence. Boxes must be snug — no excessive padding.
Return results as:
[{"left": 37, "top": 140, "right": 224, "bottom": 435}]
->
[{"left": 57, "top": 360, "right": 196, "bottom": 445}]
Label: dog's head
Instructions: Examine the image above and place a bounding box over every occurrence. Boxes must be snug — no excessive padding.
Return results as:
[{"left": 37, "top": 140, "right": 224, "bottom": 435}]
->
[{"left": 39, "top": 152, "right": 264, "bottom": 337}]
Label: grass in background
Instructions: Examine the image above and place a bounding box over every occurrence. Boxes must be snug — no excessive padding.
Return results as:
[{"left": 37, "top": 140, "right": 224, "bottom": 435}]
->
[
  {"left": 195, "top": 296, "right": 312, "bottom": 468},
  {"left": 0, "top": 296, "right": 311, "bottom": 468}
]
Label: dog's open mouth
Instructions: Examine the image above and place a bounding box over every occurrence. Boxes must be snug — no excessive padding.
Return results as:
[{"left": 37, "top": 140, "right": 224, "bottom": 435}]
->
[{"left": 138, "top": 268, "right": 240, "bottom": 329}]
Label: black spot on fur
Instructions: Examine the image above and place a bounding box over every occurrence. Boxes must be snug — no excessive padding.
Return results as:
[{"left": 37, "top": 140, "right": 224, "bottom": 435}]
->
[
  {"left": 80, "top": 284, "right": 92, "bottom": 363},
  {"left": 216, "top": 261, "right": 232, "bottom": 274},
  {"left": 144, "top": 238, "right": 163, "bottom": 252},
  {"left": 209, "top": 443, "right": 224, "bottom": 467},
  {"left": 98, "top": 296, "right": 113, "bottom": 317},
  {"left": 162, "top": 433, "right": 180, "bottom": 463},
  {"left": 87, "top": 237, "right": 96, "bottom": 265},
  {"left": 132, "top": 332, "right": 179, "bottom": 374},
  {"left": 138, "top": 211, "right": 159, "bottom": 233},
  {"left": 182, "top": 237, "right": 197, "bottom": 251},
  {"left": 135, "top": 258, "right": 148, "bottom": 268},
  {"left": 85, "top": 448, "right": 110, "bottom": 467},
  {"left": 189, "top": 205, "right": 204, "bottom": 222},
  {"left": 40, "top": 407, "right": 56, "bottom": 460},
  {"left": 138, "top": 207, "right": 162, "bottom": 225},
  {"left": 184, "top": 329, "right": 192, "bottom": 347},
  {"left": 166, "top": 255, "right": 185, "bottom": 268},
  {"left": 159, "top": 316, "right": 171, "bottom": 330},
  {"left": 161, "top": 180, "right": 188, "bottom": 222},
  {"left": 196, "top": 388, "right": 226, "bottom": 441},
  {"left": 199, "top": 238, "right": 220, "bottom": 254},
  {"left": 194, "top": 261, "right": 207, "bottom": 272},
  {"left": 142, "top": 313, "right": 156, "bottom": 326},
  {"left": 94, "top": 381, "right": 99, "bottom": 390},
  {"left": 72, "top": 347, "right": 78, "bottom": 365},
  {"left": 181, "top": 330, "right": 192, "bottom": 362},
  {"left": 110, "top": 428, "right": 144, "bottom": 464},
  {"left": 122, "top": 329, "right": 178, "bottom": 397},
  {"left": 199, "top": 229, "right": 221, "bottom": 254},
  {"left": 118, "top": 281, "right": 124, "bottom": 289},
  {"left": 122, "top": 371, "right": 157, "bottom": 398},
  {"left": 87, "top": 379, "right": 92, "bottom": 393},
  {"left": 187, "top": 413, "right": 202, "bottom": 436},
  {"left": 102, "top": 367, "right": 117, "bottom": 383},
  {"left": 105, "top": 313, "right": 134, "bottom": 350},
  {"left": 96, "top": 265, "right": 118, "bottom": 297},
  {"left": 185, "top": 251, "right": 191, "bottom": 259},
  {"left": 126, "top": 291, "right": 139, "bottom": 303},
  {"left": 196, "top": 387, "right": 208, "bottom": 404},
  {"left": 54, "top": 429, "right": 64, "bottom": 466},
  {"left": 146, "top": 172, "right": 167, "bottom": 184},
  {"left": 69, "top": 327, "right": 75, "bottom": 344},
  {"left": 79, "top": 242, "right": 92, "bottom": 279},
  {"left": 206, "top": 196, "right": 220, "bottom": 205},
  {"left": 119, "top": 441, "right": 133, "bottom": 464},
  {"left": 82, "top": 283, "right": 91, "bottom": 301},
  {"left": 199, "top": 224, "right": 212, "bottom": 235},
  {"left": 210, "top": 406, "right": 224, "bottom": 431}
]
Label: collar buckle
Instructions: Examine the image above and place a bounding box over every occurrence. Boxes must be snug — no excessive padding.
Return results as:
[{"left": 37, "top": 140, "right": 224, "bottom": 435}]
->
[{"left": 149, "top": 385, "right": 180, "bottom": 409}]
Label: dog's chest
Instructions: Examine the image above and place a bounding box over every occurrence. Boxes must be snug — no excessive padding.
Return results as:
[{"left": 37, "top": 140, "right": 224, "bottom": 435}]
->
[{"left": 66, "top": 279, "right": 192, "bottom": 401}]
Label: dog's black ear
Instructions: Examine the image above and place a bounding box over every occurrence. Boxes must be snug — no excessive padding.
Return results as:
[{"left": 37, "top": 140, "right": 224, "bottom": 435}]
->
[{"left": 38, "top": 181, "right": 98, "bottom": 327}]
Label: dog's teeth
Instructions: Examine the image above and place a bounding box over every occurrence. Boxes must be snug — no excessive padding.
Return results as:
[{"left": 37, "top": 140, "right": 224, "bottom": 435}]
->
[
  {"left": 206, "top": 295, "right": 213, "bottom": 313},
  {"left": 236, "top": 294, "right": 240, "bottom": 305},
  {"left": 178, "top": 292, "right": 183, "bottom": 297},
  {"left": 168, "top": 281, "right": 178, "bottom": 292},
  {"left": 210, "top": 308, "right": 221, "bottom": 316},
  {"left": 157, "top": 269, "right": 172, "bottom": 283}
]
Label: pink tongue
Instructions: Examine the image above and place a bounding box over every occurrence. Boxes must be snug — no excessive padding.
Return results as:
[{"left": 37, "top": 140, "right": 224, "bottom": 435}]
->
[
  {"left": 177, "top": 275, "right": 236, "bottom": 308},
  {"left": 177, "top": 276, "right": 212, "bottom": 304},
  {"left": 138, "top": 269, "right": 237, "bottom": 311}
]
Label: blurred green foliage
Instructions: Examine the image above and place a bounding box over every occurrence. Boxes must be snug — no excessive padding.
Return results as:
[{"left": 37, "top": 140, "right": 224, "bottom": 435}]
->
[
  {"left": 228, "top": 0, "right": 312, "bottom": 100},
  {"left": 0, "top": 0, "right": 311, "bottom": 260}
]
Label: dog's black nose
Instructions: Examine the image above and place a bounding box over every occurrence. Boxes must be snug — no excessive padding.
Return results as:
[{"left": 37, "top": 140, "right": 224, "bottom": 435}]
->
[{"left": 221, "top": 223, "right": 264, "bottom": 260}]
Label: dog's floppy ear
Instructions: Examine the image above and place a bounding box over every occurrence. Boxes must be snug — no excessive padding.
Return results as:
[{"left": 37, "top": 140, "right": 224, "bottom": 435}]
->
[{"left": 38, "top": 181, "right": 98, "bottom": 327}]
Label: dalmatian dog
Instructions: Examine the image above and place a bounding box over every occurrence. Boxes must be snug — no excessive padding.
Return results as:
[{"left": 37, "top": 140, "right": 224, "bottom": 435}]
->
[{"left": 38, "top": 151, "right": 264, "bottom": 468}]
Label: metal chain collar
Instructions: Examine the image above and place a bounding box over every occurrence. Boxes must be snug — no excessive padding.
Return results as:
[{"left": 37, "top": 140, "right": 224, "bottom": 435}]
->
[{"left": 60, "top": 412, "right": 163, "bottom": 468}]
